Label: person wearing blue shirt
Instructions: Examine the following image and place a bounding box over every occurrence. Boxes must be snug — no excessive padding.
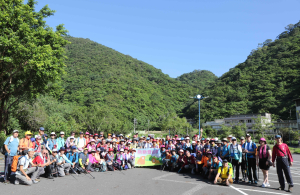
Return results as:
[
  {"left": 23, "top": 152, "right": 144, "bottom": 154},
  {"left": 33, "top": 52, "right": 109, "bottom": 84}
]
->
[
  {"left": 242, "top": 134, "right": 258, "bottom": 184},
  {"left": 3, "top": 130, "right": 19, "bottom": 183},
  {"left": 209, "top": 156, "right": 223, "bottom": 180},
  {"left": 47, "top": 132, "right": 57, "bottom": 152},
  {"left": 221, "top": 138, "right": 230, "bottom": 161},
  {"left": 216, "top": 140, "right": 222, "bottom": 157},
  {"left": 56, "top": 132, "right": 65, "bottom": 150},
  {"left": 57, "top": 147, "right": 72, "bottom": 175},
  {"left": 66, "top": 146, "right": 79, "bottom": 173}
]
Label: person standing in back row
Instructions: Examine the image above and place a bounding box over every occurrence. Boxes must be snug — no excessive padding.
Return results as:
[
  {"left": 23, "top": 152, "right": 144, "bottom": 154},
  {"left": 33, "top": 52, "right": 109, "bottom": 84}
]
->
[
  {"left": 242, "top": 134, "right": 257, "bottom": 184},
  {"left": 272, "top": 135, "right": 293, "bottom": 193},
  {"left": 3, "top": 130, "right": 19, "bottom": 184}
]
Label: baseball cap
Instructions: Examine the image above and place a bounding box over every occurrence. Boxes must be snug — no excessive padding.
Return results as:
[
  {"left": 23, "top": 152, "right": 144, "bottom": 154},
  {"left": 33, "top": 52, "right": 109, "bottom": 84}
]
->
[
  {"left": 79, "top": 132, "right": 83, "bottom": 134},
  {"left": 120, "top": 148, "right": 124, "bottom": 152},
  {"left": 240, "top": 137, "right": 245, "bottom": 140},
  {"left": 275, "top": 135, "right": 281, "bottom": 139},
  {"left": 28, "top": 148, "right": 34, "bottom": 152},
  {"left": 71, "top": 146, "right": 77, "bottom": 150},
  {"left": 246, "top": 134, "right": 251, "bottom": 137},
  {"left": 60, "top": 131, "right": 65, "bottom": 135},
  {"left": 52, "top": 149, "right": 58, "bottom": 152},
  {"left": 50, "top": 132, "right": 56, "bottom": 135},
  {"left": 70, "top": 136, "right": 75, "bottom": 139},
  {"left": 227, "top": 135, "right": 233, "bottom": 138},
  {"left": 25, "top": 131, "right": 32, "bottom": 135},
  {"left": 231, "top": 137, "right": 236, "bottom": 141},
  {"left": 13, "top": 130, "right": 19, "bottom": 133},
  {"left": 223, "top": 159, "right": 228, "bottom": 163},
  {"left": 39, "top": 127, "right": 45, "bottom": 131}
]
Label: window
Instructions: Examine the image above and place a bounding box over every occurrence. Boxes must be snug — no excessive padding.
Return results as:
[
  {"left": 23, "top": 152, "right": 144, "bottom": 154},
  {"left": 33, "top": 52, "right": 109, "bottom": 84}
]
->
[
  {"left": 225, "top": 121, "right": 230, "bottom": 124},
  {"left": 239, "top": 120, "right": 244, "bottom": 123},
  {"left": 247, "top": 120, "right": 252, "bottom": 123}
]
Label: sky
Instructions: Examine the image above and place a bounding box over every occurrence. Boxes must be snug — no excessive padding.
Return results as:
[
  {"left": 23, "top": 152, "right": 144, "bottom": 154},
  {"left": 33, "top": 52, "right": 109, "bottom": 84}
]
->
[{"left": 34, "top": 0, "right": 300, "bottom": 78}]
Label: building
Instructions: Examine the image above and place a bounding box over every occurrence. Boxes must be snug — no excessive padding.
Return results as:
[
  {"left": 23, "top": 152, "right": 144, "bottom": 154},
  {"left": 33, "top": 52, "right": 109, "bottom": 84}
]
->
[
  {"left": 224, "top": 113, "right": 272, "bottom": 133},
  {"left": 273, "top": 120, "right": 298, "bottom": 131},
  {"left": 203, "top": 119, "right": 224, "bottom": 130},
  {"left": 294, "top": 98, "right": 300, "bottom": 130}
]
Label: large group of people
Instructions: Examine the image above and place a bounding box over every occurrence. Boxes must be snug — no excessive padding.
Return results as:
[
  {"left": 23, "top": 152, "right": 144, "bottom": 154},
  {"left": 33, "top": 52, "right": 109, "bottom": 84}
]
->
[{"left": 2, "top": 127, "right": 294, "bottom": 192}]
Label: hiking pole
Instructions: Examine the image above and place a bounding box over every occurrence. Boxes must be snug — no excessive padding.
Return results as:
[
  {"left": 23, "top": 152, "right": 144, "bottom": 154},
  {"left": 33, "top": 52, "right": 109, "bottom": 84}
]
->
[
  {"left": 85, "top": 170, "right": 95, "bottom": 179},
  {"left": 178, "top": 167, "right": 182, "bottom": 173}
]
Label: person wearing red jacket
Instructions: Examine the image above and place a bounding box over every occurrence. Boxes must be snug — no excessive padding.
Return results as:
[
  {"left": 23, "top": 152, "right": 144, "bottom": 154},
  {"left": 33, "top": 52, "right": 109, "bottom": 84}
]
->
[
  {"left": 182, "top": 150, "right": 196, "bottom": 174},
  {"left": 272, "top": 135, "right": 293, "bottom": 192}
]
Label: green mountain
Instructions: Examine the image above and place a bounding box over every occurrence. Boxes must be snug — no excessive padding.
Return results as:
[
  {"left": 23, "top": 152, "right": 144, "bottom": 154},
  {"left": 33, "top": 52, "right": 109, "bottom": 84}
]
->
[
  {"left": 184, "top": 21, "right": 300, "bottom": 122},
  {"left": 176, "top": 70, "right": 218, "bottom": 90},
  {"left": 60, "top": 37, "right": 198, "bottom": 131}
]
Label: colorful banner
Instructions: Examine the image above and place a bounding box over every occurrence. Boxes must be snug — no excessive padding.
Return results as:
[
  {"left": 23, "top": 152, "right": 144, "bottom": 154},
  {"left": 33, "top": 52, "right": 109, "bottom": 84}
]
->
[{"left": 135, "top": 148, "right": 162, "bottom": 166}]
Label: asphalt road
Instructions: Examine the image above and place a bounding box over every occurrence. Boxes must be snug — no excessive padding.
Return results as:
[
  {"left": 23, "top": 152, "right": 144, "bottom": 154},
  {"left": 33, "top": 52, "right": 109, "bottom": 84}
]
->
[{"left": 0, "top": 154, "right": 299, "bottom": 195}]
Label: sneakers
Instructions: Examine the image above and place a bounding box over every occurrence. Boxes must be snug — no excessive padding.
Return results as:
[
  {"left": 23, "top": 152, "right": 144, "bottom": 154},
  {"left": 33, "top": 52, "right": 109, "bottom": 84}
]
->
[
  {"left": 14, "top": 180, "right": 19, "bottom": 185},
  {"left": 4, "top": 180, "right": 10, "bottom": 184},
  {"left": 191, "top": 169, "right": 195, "bottom": 175},
  {"left": 261, "top": 183, "right": 266, "bottom": 188},
  {"left": 65, "top": 172, "right": 70, "bottom": 175},
  {"left": 35, "top": 178, "right": 41, "bottom": 182},
  {"left": 48, "top": 175, "right": 53, "bottom": 179},
  {"left": 265, "top": 183, "right": 270, "bottom": 187},
  {"left": 254, "top": 181, "right": 258, "bottom": 184},
  {"left": 32, "top": 180, "right": 39, "bottom": 184},
  {"left": 287, "top": 186, "right": 293, "bottom": 193}
]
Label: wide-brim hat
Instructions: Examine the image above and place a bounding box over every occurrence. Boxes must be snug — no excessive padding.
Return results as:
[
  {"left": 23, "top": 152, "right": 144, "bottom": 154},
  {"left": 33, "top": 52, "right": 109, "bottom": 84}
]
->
[
  {"left": 89, "top": 139, "right": 96, "bottom": 143},
  {"left": 222, "top": 138, "right": 228, "bottom": 142},
  {"left": 108, "top": 148, "right": 114, "bottom": 152}
]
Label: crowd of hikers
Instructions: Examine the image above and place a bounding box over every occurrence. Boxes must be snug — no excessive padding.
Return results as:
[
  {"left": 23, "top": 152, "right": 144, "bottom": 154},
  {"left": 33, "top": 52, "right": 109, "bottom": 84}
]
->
[{"left": 2, "top": 127, "right": 294, "bottom": 192}]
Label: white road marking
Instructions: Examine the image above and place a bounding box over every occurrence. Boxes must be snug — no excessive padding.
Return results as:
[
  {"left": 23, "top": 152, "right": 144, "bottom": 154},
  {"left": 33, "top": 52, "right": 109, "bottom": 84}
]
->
[
  {"left": 237, "top": 188, "right": 289, "bottom": 195},
  {"left": 269, "top": 172, "right": 300, "bottom": 178},
  {"left": 230, "top": 185, "right": 248, "bottom": 195},
  {"left": 152, "top": 173, "right": 175, "bottom": 180},
  {"left": 182, "top": 185, "right": 204, "bottom": 195},
  {"left": 268, "top": 180, "right": 300, "bottom": 185}
]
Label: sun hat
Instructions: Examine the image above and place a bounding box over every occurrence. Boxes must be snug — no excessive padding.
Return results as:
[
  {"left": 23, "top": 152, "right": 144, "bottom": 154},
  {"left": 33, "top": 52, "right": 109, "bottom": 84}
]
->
[
  {"left": 259, "top": 138, "right": 267, "bottom": 143},
  {"left": 44, "top": 134, "right": 48, "bottom": 137},
  {"left": 192, "top": 141, "right": 196, "bottom": 144},
  {"left": 160, "top": 145, "right": 165, "bottom": 148},
  {"left": 109, "top": 148, "right": 114, "bottom": 152},
  {"left": 222, "top": 138, "right": 228, "bottom": 142},
  {"left": 216, "top": 140, "right": 222, "bottom": 144},
  {"left": 175, "top": 135, "right": 178, "bottom": 137},
  {"left": 179, "top": 149, "right": 184, "bottom": 153},
  {"left": 25, "top": 131, "right": 32, "bottom": 135},
  {"left": 124, "top": 147, "right": 129, "bottom": 150},
  {"left": 185, "top": 137, "right": 190, "bottom": 140},
  {"left": 246, "top": 134, "right": 251, "bottom": 137},
  {"left": 223, "top": 159, "right": 228, "bottom": 163},
  {"left": 36, "top": 135, "right": 41, "bottom": 139},
  {"left": 214, "top": 137, "right": 219, "bottom": 141},
  {"left": 97, "top": 148, "right": 101, "bottom": 152},
  {"left": 227, "top": 135, "right": 233, "bottom": 138},
  {"left": 181, "top": 137, "right": 184, "bottom": 141},
  {"left": 231, "top": 137, "right": 236, "bottom": 141},
  {"left": 206, "top": 138, "right": 210, "bottom": 141},
  {"left": 60, "top": 131, "right": 65, "bottom": 135},
  {"left": 209, "top": 139, "right": 215, "bottom": 143},
  {"left": 85, "top": 132, "right": 89, "bottom": 135},
  {"left": 94, "top": 133, "right": 99, "bottom": 136},
  {"left": 201, "top": 138, "right": 205, "bottom": 141},
  {"left": 240, "top": 137, "right": 245, "bottom": 140},
  {"left": 50, "top": 132, "right": 56, "bottom": 135},
  {"left": 70, "top": 136, "right": 75, "bottom": 139},
  {"left": 131, "top": 148, "right": 136, "bottom": 151},
  {"left": 120, "top": 148, "right": 124, "bottom": 152},
  {"left": 13, "top": 130, "right": 19, "bottom": 133},
  {"left": 176, "top": 138, "right": 180, "bottom": 141},
  {"left": 52, "top": 149, "right": 58, "bottom": 152},
  {"left": 84, "top": 148, "right": 88, "bottom": 151},
  {"left": 91, "top": 149, "right": 96, "bottom": 153}
]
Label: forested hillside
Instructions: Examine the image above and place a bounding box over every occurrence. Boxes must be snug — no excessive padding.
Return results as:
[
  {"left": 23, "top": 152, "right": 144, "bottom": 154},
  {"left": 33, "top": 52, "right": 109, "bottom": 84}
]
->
[
  {"left": 176, "top": 70, "right": 217, "bottom": 90},
  {"left": 59, "top": 37, "right": 199, "bottom": 132},
  {"left": 184, "top": 22, "right": 300, "bottom": 123}
]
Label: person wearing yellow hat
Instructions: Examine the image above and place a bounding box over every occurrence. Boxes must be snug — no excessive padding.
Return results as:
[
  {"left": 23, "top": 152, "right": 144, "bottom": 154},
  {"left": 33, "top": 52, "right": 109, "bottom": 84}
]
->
[{"left": 19, "top": 131, "right": 34, "bottom": 152}]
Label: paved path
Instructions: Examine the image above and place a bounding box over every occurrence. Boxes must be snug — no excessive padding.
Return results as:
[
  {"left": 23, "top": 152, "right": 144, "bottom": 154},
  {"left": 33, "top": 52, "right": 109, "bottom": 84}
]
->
[{"left": 0, "top": 154, "right": 299, "bottom": 195}]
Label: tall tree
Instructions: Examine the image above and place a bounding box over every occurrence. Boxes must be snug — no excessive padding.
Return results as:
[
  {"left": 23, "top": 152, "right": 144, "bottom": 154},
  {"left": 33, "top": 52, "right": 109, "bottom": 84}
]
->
[{"left": 0, "top": 0, "right": 69, "bottom": 134}]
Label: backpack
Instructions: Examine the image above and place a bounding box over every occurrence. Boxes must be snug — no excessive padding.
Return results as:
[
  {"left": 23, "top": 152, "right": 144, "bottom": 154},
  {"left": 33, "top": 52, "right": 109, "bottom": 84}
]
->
[
  {"left": 11, "top": 155, "right": 23, "bottom": 172},
  {"left": 100, "top": 161, "right": 107, "bottom": 172},
  {"left": 1, "top": 136, "right": 19, "bottom": 155},
  {"left": 221, "top": 162, "right": 232, "bottom": 176},
  {"left": 243, "top": 142, "right": 257, "bottom": 156}
]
